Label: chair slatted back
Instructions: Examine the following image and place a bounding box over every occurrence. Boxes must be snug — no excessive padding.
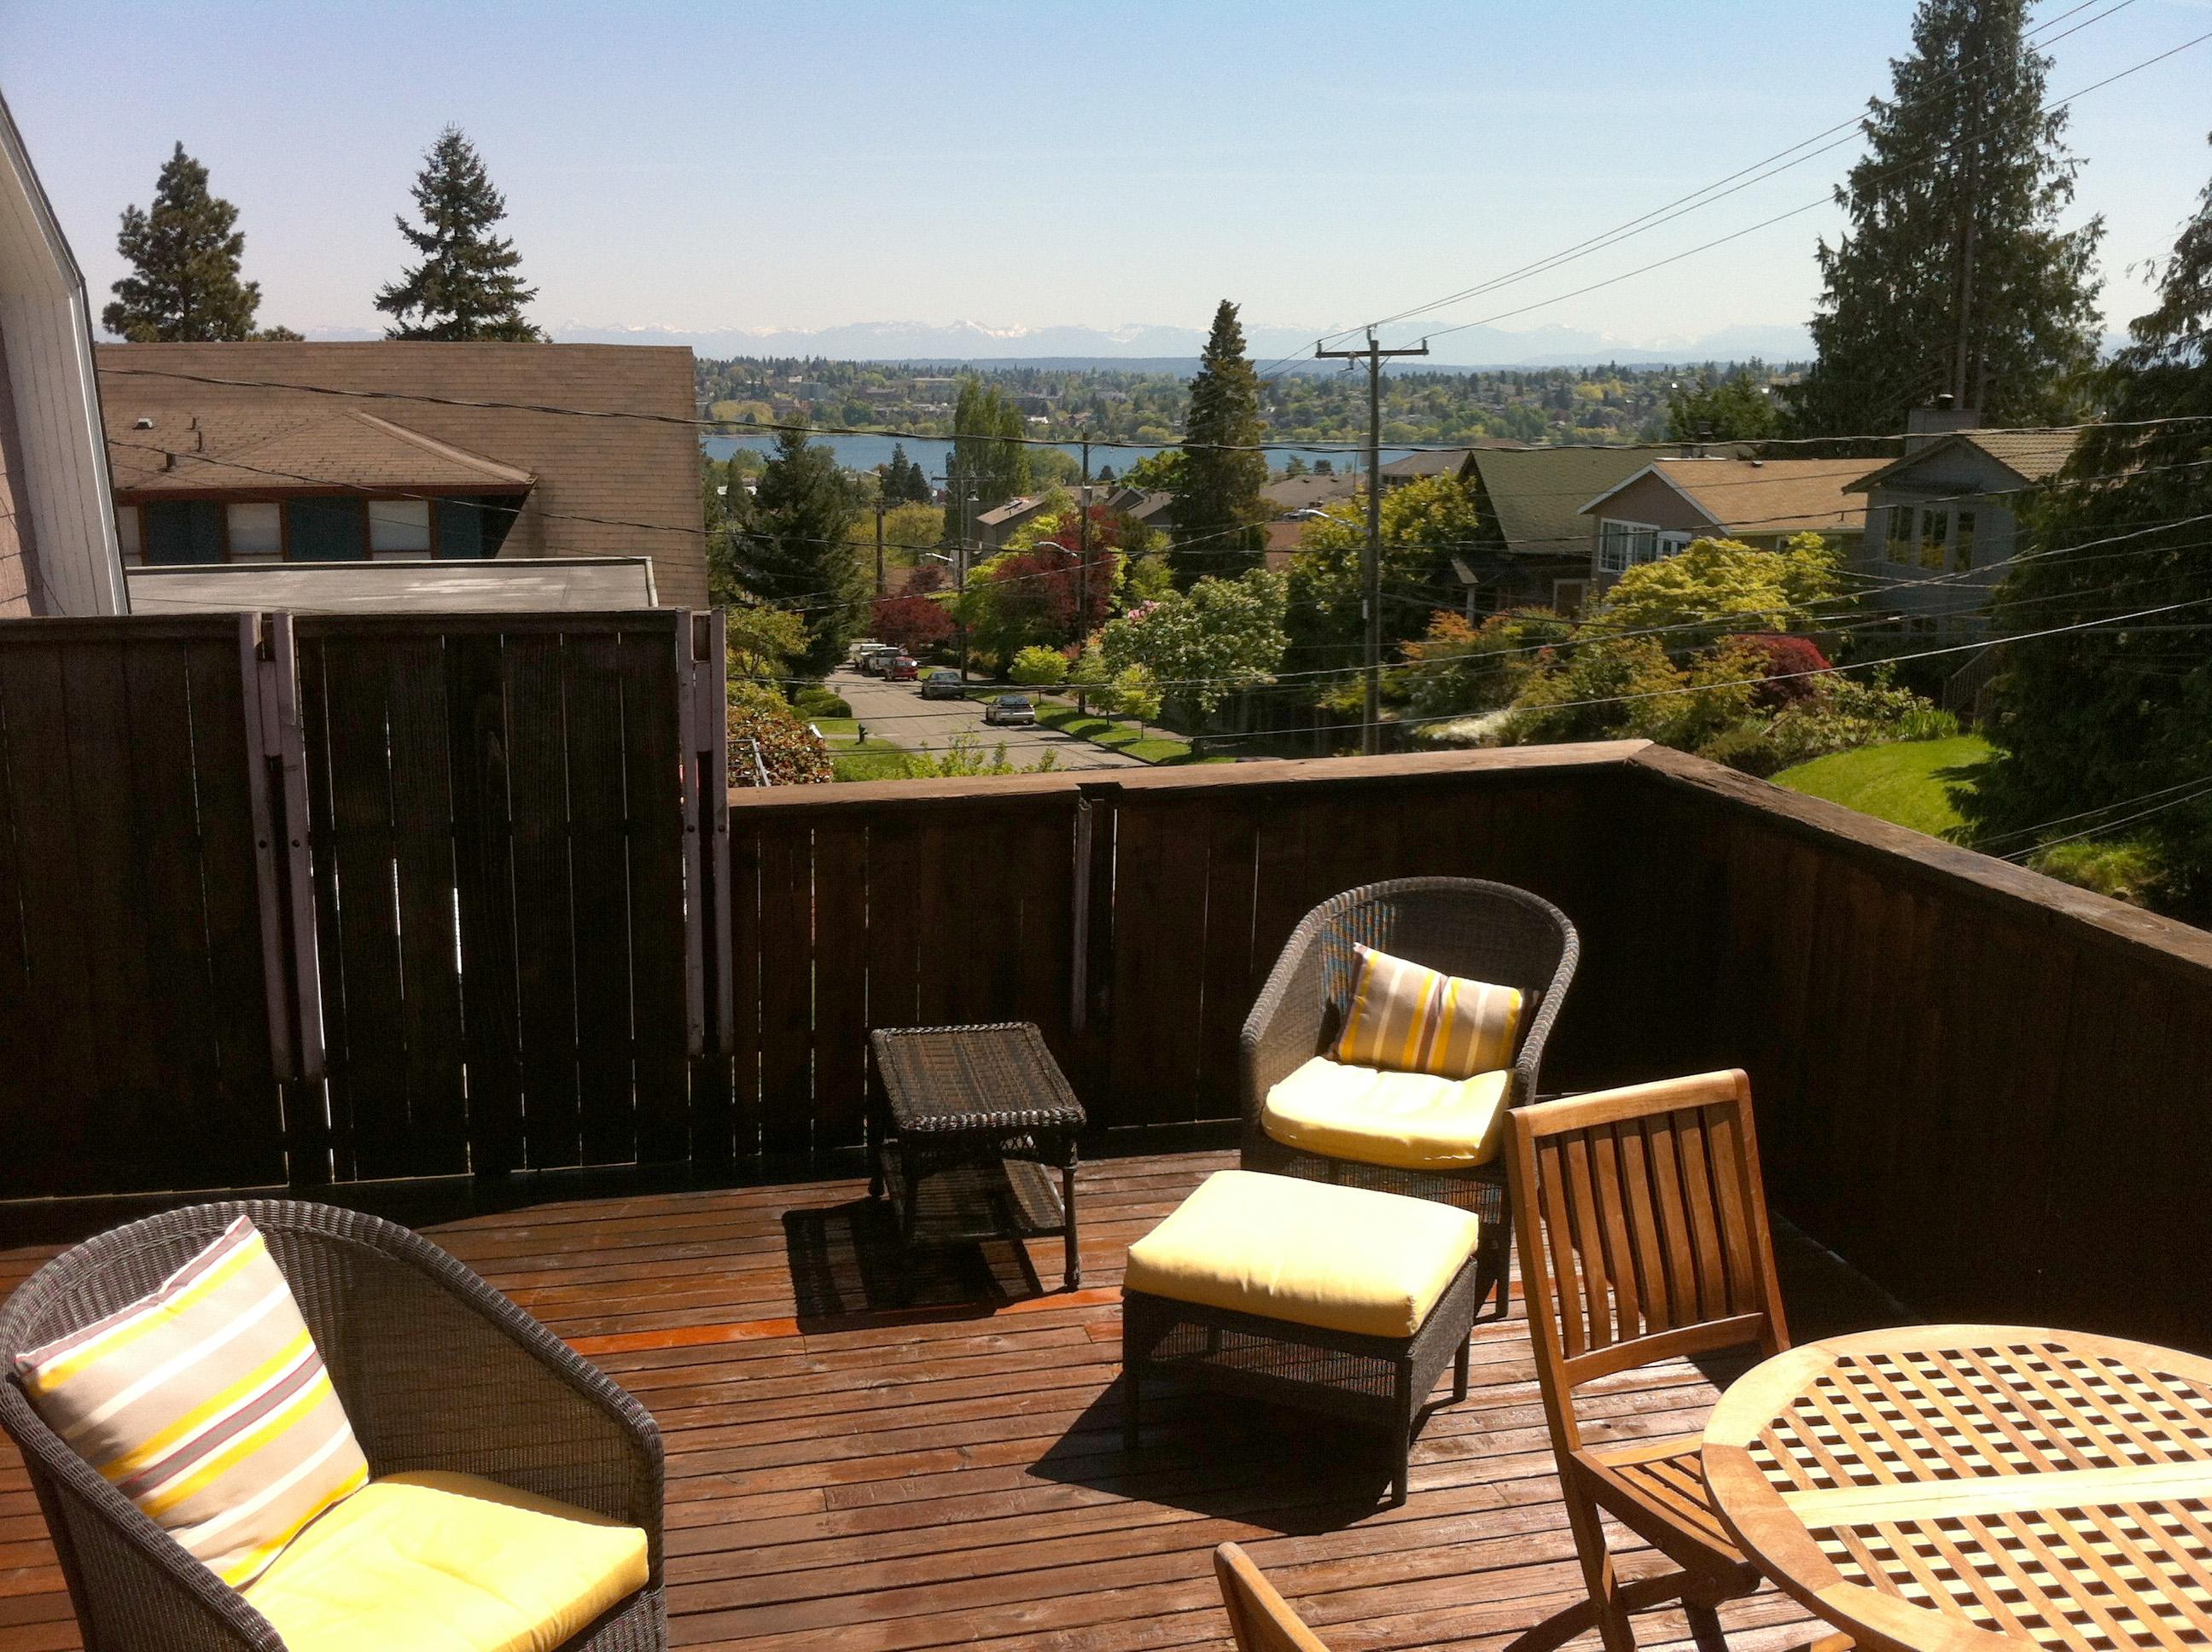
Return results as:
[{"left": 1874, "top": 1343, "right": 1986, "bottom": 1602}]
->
[
  {"left": 1214, "top": 1543, "right": 1333, "bottom": 1652},
  {"left": 1505, "top": 1072, "right": 1788, "bottom": 1432}
]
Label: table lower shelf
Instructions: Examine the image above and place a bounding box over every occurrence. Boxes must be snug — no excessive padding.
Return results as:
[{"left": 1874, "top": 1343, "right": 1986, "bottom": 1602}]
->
[{"left": 877, "top": 1150, "right": 1069, "bottom": 1248}]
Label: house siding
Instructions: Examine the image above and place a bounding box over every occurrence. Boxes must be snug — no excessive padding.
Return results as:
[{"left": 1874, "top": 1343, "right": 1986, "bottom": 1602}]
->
[{"left": 1858, "top": 445, "right": 2029, "bottom": 626}]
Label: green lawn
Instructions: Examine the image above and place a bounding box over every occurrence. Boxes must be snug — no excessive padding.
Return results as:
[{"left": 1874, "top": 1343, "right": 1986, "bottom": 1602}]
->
[
  {"left": 1773, "top": 735, "right": 1992, "bottom": 837},
  {"left": 1031, "top": 701, "right": 1227, "bottom": 765},
  {"left": 811, "top": 716, "right": 923, "bottom": 782}
]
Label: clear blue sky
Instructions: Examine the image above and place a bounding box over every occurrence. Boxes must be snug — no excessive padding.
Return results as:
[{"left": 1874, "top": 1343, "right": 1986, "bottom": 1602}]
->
[{"left": 9, "top": 0, "right": 2210, "bottom": 349}]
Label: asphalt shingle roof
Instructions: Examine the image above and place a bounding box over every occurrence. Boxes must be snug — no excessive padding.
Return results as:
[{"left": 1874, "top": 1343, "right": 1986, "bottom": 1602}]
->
[{"left": 1464, "top": 447, "right": 1654, "bottom": 557}]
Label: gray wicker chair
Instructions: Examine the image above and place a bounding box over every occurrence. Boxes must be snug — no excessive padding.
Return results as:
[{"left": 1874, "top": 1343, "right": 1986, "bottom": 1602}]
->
[
  {"left": 0, "top": 1201, "right": 666, "bottom": 1652},
  {"left": 1239, "top": 876, "right": 1579, "bottom": 1321}
]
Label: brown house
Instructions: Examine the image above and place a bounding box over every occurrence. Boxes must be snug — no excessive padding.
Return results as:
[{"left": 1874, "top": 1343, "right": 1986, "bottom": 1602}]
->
[
  {"left": 1578, "top": 457, "right": 1872, "bottom": 594},
  {"left": 98, "top": 340, "right": 707, "bottom": 606}
]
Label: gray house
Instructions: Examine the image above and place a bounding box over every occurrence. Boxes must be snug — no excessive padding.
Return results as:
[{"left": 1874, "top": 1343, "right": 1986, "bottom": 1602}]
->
[{"left": 1846, "top": 428, "right": 2081, "bottom": 631}]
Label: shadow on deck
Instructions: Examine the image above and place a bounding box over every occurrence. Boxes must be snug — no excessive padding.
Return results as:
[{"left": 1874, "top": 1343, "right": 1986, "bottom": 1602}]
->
[{"left": 0, "top": 1150, "right": 1901, "bottom": 1652}]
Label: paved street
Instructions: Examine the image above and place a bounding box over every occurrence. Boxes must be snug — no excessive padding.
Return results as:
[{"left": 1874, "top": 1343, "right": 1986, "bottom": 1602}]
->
[{"left": 829, "top": 666, "right": 1147, "bottom": 771}]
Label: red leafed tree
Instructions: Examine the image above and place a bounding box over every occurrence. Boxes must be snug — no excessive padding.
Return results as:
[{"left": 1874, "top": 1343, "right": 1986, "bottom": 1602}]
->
[
  {"left": 870, "top": 563, "right": 953, "bottom": 654},
  {"left": 1723, "top": 631, "right": 1831, "bottom": 707}
]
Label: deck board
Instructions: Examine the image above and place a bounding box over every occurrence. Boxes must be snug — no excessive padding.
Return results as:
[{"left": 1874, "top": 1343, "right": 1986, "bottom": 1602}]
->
[{"left": 0, "top": 1150, "right": 1895, "bottom": 1652}]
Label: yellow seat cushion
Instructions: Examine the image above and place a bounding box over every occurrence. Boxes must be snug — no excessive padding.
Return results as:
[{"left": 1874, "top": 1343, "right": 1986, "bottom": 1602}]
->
[
  {"left": 242, "top": 1471, "right": 649, "bottom": 1652},
  {"left": 1123, "top": 1169, "right": 1480, "bottom": 1339},
  {"left": 1262, "top": 1056, "right": 1512, "bottom": 1171}
]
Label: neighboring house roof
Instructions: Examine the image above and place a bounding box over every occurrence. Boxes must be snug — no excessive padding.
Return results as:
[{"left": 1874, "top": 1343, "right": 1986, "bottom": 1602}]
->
[
  {"left": 123, "top": 556, "right": 657, "bottom": 614},
  {"left": 975, "top": 495, "right": 1047, "bottom": 529},
  {"left": 0, "top": 90, "right": 124, "bottom": 615},
  {"left": 1118, "top": 488, "right": 1175, "bottom": 526},
  {"left": 1380, "top": 440, "right": 1527, "bottom": 481},
  {"left": 108, "top": 408, "right": 534, "bottom": 495},
  {"left": 1580, "top": 457, "right": 1875, "bottom": 538},
  {"left": 96, "top": 340, "right": 706, "bottom": 605},
  {"left": 1461, "top": 447, "right": 1653, "bottom": 561},
  {"left": 1262, "top": 474, "right": 1356, "bottom": 514},
  {"left": 1846, "top": 428, "right": 2083, "bottom": 494}
]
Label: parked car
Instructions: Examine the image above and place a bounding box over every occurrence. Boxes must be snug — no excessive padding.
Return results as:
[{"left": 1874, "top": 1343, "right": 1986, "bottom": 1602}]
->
[
  {"left": 888, "top": 655, "right": 918, "bottom": 682},
  {"left": 984, "top": 694, "right": 1036, "bottom": 727},
  {"left": 920, "top": 668, "right": 964, "bottom": 700},
  {"left": 859, "top": 646, "right": 899, "bottom": 677}
]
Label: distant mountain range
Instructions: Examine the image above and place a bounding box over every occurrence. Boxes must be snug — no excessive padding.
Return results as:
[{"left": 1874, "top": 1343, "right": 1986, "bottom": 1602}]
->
[{"left": 295, "top": 317, "right": 1818, "bottom": 369}]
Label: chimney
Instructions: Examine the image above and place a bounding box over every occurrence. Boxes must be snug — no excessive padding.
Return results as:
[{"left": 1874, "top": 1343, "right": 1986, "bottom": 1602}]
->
[{"left": 1905, "top": 393, "right": 1978, "bottom": 453}]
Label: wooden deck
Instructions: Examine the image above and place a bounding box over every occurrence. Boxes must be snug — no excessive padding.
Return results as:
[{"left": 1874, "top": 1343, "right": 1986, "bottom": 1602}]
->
[{"left": 0, "top": 1150, "right": 1899, "bottom": 1652}]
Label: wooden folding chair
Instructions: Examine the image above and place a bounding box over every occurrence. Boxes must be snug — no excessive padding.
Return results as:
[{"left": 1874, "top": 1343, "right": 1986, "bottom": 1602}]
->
[
  {"left": 1215, "top": 1543, "right": 1332, "bottom": 1652},
  {"left": 1505, "top": 1070, "right": 1844, "bottom": 1652}
]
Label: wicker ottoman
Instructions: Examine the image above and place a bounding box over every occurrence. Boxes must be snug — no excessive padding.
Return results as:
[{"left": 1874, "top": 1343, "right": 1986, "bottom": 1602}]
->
[{"left": 1121, "top": 1170, "right": 1481, "bottom": 1504}]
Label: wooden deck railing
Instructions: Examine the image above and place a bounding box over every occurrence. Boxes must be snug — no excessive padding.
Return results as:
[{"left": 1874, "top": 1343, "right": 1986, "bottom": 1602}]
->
[{"left": 2, "top": 613, "right": 2209, "bottom": 1347}]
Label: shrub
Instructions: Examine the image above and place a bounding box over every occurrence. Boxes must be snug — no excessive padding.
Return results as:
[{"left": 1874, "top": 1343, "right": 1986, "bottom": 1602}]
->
[
  {"left": 1697, "top": 722, "right": 1788, "bottom": 777},
  {"left": 1764, "top": 672, "right": 1955, "bottom": 768},
  {"left": 795, "top": 687, "right": 851, "bottom": 719},
  {"left": 727, "top": 683, "right": 831, "bottom": 786},
  {"left": 1721, "top": 632, "right": 1831, "bottom": 708},
  {"left": 1401, "top": 608, "right": 1574, "bottom": 718},
  {"left": 2027, "top": 839, "right": 2167, "bottom": 909},
  {"left": 1009, "top": 645, "right": 1070, "bottom": 687}
]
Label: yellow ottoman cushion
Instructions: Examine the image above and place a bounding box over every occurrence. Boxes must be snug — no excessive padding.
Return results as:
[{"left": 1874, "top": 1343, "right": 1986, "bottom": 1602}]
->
[
  {"left": 242, "top": 1470, "right": 649, "bottom": 1652},
  {"left": 1123, "top": 1169, "right": 1480, "bottom": 1339},
  {"left": 1261, "top": 1056, "right": 1512, "bottom": 1171}
]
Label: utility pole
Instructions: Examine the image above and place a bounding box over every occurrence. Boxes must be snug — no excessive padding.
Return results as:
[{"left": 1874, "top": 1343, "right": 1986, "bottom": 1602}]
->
[
  {"left": 873, "top": 498, "right": 887, "bottom": 597},
  {"left": 1076, "top": 437, "right": 1091, "bottom": 642},
  {"left": 1316, "top": 329, "right": 1427, "bottom": 754},
  {"left": 956, "top": 480, "right": 977, "bottom": 683}
]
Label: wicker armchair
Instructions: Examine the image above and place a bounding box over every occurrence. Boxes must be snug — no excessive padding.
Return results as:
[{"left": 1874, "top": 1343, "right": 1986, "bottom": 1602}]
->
[
  {"left": 0, "top": 1201, "right": 666, "bottom": 1652},
  {"left": 1239, "top": 876, "right": 1579, "bottom": 1320}
]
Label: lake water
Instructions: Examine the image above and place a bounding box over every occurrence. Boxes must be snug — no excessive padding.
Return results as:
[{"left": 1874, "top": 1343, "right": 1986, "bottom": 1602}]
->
[{"left": 700, "top": 431, "right": 1423, "bottom": 480}]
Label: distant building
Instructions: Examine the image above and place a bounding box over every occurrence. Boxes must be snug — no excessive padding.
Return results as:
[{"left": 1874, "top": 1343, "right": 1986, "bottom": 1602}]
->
[
  {"left": 1847, "top": 427, "right": 2080, "bottom": 631},
  {"left": 0, "top": 92, "right": 125, "bottom": 615},
  {"left": 98, "top": 340, "right": 707, "bottom": 606},
  {"left": 1579, "top": 457, "right": 1873, "bottom": 596},
  {"left": 1377, "top": 439, "right": 1526, "bottom": 490},
  {"left": 1449, "top": 447, "right": 1653, "bottom": 617},
  {"left": 1260, "top": 472, "right": 1357, "bottom": 566}
]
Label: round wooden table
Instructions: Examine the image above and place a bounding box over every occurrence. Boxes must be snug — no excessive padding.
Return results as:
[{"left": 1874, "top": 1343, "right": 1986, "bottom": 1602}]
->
[{"left": 1704, "top": 1324, "right": 2212, "bottom": 1652}]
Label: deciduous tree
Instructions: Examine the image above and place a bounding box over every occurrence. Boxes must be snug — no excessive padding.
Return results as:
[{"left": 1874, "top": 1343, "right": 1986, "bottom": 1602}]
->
[
  {"left": 1100, "top": 569, "right": 1287, "bottom": 720},
  {"left": 375, "top": 126, "right": 544, "bottom": 341},
  {"left": 946, "top": 378, "right": 1032, "bottom": 535}
]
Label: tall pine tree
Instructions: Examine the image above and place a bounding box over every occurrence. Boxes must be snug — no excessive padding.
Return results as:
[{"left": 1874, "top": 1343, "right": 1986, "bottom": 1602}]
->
[
  {"left": 1959, "top": 136, "right": 2212, "bottom": 916},
  {"left": 1171, "top": 300, "right": 1268, "bottom": 585},
  {"left": 375, "top": 127, "right": 545, "bottom": 341},
  {"left": 103, "top": 143, "right": 273, "bottom": 342},
  {"left": 724, "top": 425, "right": 864, "bottom": 678},
  {"left": 1788, "top": 0, "right": 2102, "bottom": 438}
]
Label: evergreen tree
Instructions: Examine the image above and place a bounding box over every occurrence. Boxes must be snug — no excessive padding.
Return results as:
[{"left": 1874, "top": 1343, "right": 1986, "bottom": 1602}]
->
[
  {"left": 102, "top": 143, "right": 270, "bottom": 341},
  {"left": 1959, "top": 137, "right": 2212, "bottom": 916},
  {"left": 1667, "top": 369, "right": 1781, "bottom": 443},
  {"left": 946, "top": 378, "right": 1031, "bottom": 537},
  {"left": 880, "top": 444, "right": 932, "bottom": 505},
  {"left": 375, "top": 126, "right": 545, "bottom": 341},
  {"left": 725, "top": 425, "right": 863, "bottom": 677},
  {"left": 1172, "top": 300, "right": 1268, "bottom": 585},
  {"left": 1788, "top": 0, "right": 2102, "bottom": 438}
]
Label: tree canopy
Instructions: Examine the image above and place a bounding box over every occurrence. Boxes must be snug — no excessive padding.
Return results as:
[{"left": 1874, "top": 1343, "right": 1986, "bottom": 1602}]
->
[
  {"left": 375, "top": 126, "right": 544, "bottom": 341},
  {"left": 877, "top": 444, "right": 934, "bottom": 505},
  {"left": 1171, "top": 301, "right": 1269, "bottom": 585},
  {"left": 1666, "top": 369, "right": 1781, "bottom": 443},
  {"left": 1788, "top": 0, "right": 2102, "bottom": 436},
  {"left": 1580, "top": 533, "right": 1843, "bottom": 653},
  {"left": 102, "top": 143, "right": 276, "bottom": 341},
  {"left": 720, "top": 425, "right": 863, "bottom": 677},
  {"left": 1959, "top": 134, "right": 2212, "bottom": 916},
  {"left": 1100, "top": 569, "right": 1287, "bottom": 720},
  {"left": 946, "top": 378, "right": 1032, "bottom": 532},
  {"left": 1285, "top": 474, "right": 1483, "bottom": 683}
]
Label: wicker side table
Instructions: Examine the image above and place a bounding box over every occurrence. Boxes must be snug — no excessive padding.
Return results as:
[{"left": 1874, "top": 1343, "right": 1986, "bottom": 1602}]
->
[{"left": 868, "top": 1022, "right": 1087, "bottom": 1289}]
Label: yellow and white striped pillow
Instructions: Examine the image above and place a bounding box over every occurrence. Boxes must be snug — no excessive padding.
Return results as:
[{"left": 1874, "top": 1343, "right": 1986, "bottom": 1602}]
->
[
  {"left": 1336, "top": 945, "right": 1522, "bottom": 1080},
  {"left": 12, "top": 1218, "right": 368, "bottom": 1590}
]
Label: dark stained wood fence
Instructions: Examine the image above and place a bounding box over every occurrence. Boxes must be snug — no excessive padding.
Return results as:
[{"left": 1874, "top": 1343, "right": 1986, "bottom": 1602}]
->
[
  {"left": 0, "top": 619, "right": 284, "bottom": 1197},
  {"left": 292, "top": 613, "right": 696, "bottom": 1184}
]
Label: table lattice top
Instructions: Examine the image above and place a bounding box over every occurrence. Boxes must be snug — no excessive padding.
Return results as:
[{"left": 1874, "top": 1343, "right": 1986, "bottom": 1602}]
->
[
  {"left": 1705, "top": 1325, "right": 2212, "bottom": 1652},
  {"left": 868, "top": 1021, "right": 1086, "bottom": 1136}
]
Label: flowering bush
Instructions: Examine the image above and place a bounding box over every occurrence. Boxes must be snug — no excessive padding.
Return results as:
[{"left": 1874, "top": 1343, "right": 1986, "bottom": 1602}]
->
[{"left": 726, "top": 683, "right": 831, "bottom": 786}]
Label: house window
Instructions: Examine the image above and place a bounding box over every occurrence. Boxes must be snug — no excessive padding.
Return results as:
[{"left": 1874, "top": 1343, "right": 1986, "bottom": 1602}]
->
[
  {"left": 114, "top": 506, "right": 142, "bottom": 566},
  {"left": 434, "top": 496, "right": 523, "bottom": 558},
  {"left": 143, "top": 500, "right": 224, "bottom": 565},
  {"left": 1918, "top": 509, "right": 1948, "bottom": 571},
  {"left": 1552, "top": 579, "right": 1589, "bottom": 618},
  {"left": 284, "top": 498, "right": 367, "bottom": 561},
  {"left": 368, "top": 498, "right": 432, "bottom": 558},
  {"left": 1654, "top": 531, "right": 1692, "bottom": 561},
  {"left": 1598, "top": 521, "right": 1635, "bottom": 573},
  {"left": 1887, "top": 503, "right": 1914, "bottom": 558},
  {"left": 1953, "top": 510, "right": 1976, "bottom": 572},
  {"left": 226, "top": 503, "right": 282, "bottom": 562}
]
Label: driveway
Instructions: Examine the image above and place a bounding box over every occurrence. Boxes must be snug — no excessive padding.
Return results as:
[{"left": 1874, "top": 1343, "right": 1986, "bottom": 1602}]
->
[{"left": 830, "top": 667, "right": 1147, "bottom": 771}]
